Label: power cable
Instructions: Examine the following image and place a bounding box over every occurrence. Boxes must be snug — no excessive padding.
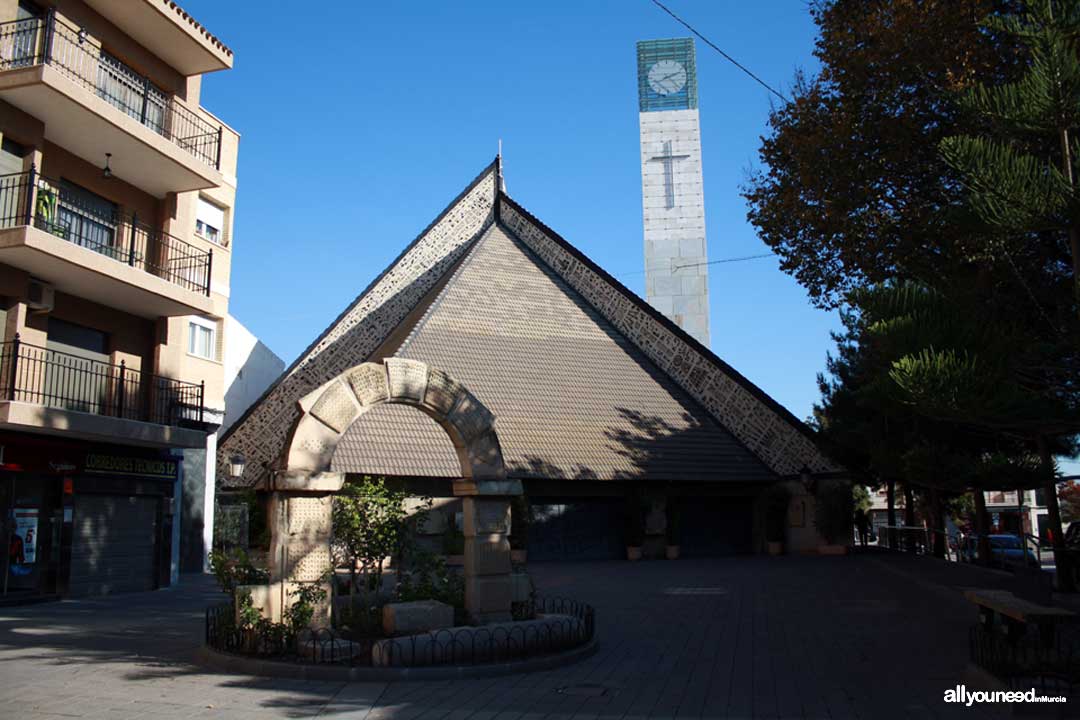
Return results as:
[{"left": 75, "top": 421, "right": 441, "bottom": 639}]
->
[{"left": 649, "top": 0, "right": 790, "bottom": 104}]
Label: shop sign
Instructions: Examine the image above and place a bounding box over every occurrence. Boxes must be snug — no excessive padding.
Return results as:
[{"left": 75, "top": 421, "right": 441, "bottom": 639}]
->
[
  {"left": 83, "top": 453, "right": 178, "bottom": 480},
  {"left": 9, "top": 507, "right": 38, "bottom": 575}
]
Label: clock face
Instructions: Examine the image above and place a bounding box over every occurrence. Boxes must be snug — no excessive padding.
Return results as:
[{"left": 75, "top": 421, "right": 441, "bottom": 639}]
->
[{"left": 647, "top": 60, "right": 687, "bottom": 96}]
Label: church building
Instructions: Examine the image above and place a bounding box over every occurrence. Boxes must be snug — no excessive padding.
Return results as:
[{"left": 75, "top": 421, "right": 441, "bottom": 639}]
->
[{"left": 218, "top": 158, "right": 835, "bottom": 560}]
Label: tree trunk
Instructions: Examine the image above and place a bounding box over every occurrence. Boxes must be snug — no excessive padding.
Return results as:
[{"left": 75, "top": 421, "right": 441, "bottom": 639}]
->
[
  {"left": 1038, "top": 436, "right": 1074, "bottom": 592},
  {"left": 886, "top": 478, "right": 897, "bottom": 549},
  {"left": 1058, "top": 125, "right": 1080, "bottom": 321},
  {"left": 903, "top": 484, "right": 916, "bottom": 552},
  {"left": 930, "top": 487, "right": 946, "bottom": 559},
  {"left": 889, "top": 481, "right": 898, "bottom": 526},
  {"left": 974, "top": 489, "right": 991, "bottom": 566}
]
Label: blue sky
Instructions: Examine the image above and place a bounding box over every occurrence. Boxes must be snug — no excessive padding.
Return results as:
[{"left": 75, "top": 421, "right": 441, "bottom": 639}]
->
[{"left": 187, "top": 1, "right": 837, "bottom": 424}]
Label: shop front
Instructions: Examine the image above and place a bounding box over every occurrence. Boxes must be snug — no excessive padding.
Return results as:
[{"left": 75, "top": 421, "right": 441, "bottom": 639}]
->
[{"left": 0, "top": 432, "right": 178, "bottom": 602}]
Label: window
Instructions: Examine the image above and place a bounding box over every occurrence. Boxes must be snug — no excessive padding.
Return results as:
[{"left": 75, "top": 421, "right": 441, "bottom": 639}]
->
[
  {"left": 195, "top": 197, "right": 226, "bottom": 245},
  {"left": 187, "top": 317, "right": 217, "bottom": 360}
]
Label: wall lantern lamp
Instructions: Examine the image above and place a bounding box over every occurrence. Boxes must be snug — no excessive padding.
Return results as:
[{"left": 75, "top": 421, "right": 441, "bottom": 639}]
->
[
  {"left": 227, "top": 453, "right": 246, "bottom": 479},
  {"left": 102, "top": 153, "right": 113, "bottom": 179},
  {"left": 800, "top": 465, "right": 816, "bottom": 494}
]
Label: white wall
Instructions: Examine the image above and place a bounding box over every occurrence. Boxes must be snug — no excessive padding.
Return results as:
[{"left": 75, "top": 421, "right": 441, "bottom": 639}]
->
[{"left": 183, "top": 314, "right": 284, "bottom": 573}]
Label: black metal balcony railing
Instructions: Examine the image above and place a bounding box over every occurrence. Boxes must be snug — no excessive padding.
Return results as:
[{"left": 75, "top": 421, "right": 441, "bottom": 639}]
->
[
  {"left": 0, "top": 335, "right": 205, "bottom": 427},
  {"left": 0, "top": 13, "right": 222, "bottom": 170},
  {"left": 0, "top": 169, "right": 213, "bottom": 295}
]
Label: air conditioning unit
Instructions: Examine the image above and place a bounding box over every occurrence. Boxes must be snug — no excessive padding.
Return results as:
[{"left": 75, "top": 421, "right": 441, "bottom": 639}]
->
[{"left": 26, "top": 280, "right": 54, "bottom": 313}]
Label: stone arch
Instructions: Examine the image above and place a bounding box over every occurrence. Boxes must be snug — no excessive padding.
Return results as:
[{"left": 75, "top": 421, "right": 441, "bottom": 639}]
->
[
  {"left": 263, "top": 359, "right": 520, "bottom": 627},
  {"left": 279, "top": 358, "right": 509, "bottom": 494}
]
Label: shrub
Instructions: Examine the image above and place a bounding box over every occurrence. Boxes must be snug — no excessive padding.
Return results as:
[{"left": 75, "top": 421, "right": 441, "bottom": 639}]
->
[
  {"left": 665, "top": 501, "right": 681, "bottom": 545},
  {"left": 208, "top": 547, "right": 268, "bottom": 599},
  {"left": 397, "top": 548, "right": 465, "bottom": 611}
]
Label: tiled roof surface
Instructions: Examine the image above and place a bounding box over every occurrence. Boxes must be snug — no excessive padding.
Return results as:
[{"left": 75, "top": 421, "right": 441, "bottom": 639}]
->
[
  {"left": 331, "top": 403, "right": 460, "bottom": 477},
  {"left": 332, "top": 224, "right": 774, "bottom": 482}
]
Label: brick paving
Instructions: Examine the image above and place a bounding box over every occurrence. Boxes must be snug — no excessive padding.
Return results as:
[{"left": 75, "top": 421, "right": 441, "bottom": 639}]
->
[{"left": 0, "top": 553, "right": 1038, "bottom": 719}]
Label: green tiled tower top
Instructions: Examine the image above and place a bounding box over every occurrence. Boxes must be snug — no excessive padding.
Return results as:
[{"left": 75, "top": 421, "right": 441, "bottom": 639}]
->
[{"left": 637, "top": 37, "right": 697, "bottom": 112}]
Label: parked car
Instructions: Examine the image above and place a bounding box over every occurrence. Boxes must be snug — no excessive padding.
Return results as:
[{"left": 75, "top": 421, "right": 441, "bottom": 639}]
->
[{"left": 960, "top": 534, "right": 1040, "bottom": 568}]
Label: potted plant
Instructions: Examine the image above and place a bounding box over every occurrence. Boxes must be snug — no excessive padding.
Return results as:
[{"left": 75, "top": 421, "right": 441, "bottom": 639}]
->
[
  {"left": 814, "top": 479, "right": 853, "bottom": 555},
  {"left": 625, "top": 495, "right": 645, "bottom": 561},
  {"left": 664, "top": 501, "right": 680, "bottom": 559},
  {"left": 764, "top": 483, "right": 791, "bottom": 555}
]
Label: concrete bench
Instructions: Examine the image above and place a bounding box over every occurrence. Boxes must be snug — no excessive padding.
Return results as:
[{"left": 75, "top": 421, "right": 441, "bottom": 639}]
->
[{"left": 964, "top": 589, "right": 1076, "bottom": 647}]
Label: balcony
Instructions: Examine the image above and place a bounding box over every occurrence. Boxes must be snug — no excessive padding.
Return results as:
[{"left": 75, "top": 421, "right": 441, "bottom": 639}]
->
[
  {"left": 0, "top": 168, "right": 216, "bottom": 317},
  {"left": 0, "top": 14, "right": 223, "bottom": 196},
  {"left": 0, "top": 335, "right": 209, "bottom": 448}
]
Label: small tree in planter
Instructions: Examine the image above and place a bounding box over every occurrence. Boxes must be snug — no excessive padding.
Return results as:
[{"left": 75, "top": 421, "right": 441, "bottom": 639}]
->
[
  {"left": 664, "top": 501, "right": 681, "bottom": 559},
  {"left": 332, "top": 477, "right": 430, "bottom": 625},
  {"left": 764, "top": 483, "right": 792, "bottom": 555},
  {"left": 814, "top": 479, "right": 853, "bottom": 553}
]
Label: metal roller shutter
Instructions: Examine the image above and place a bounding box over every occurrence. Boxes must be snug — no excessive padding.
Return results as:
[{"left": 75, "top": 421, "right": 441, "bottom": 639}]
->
[{"left": 70, "top": 494, "right": 158, "bottom": 596}]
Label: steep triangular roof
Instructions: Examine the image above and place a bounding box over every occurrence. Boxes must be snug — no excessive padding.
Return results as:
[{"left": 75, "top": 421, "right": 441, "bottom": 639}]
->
[
  {"left": 332, "top": 224, "right": 774, "bottom": 482},
  {"left": 219, "top": 159, "right": 833, "bottom": 488}
]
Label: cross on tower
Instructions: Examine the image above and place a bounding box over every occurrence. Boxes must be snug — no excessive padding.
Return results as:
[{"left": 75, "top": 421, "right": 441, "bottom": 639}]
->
[{"left": 649, "top": 140, "right": 690, "bottom": 209}]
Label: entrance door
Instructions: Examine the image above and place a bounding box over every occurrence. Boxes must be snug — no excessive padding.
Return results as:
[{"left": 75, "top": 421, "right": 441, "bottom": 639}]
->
[
  {"left": 1, "top": 472, "right": 61, "bottom": 599},
  {"left": 527, "top": 498, "right": 625, "bottom": 561},
  {"left": 70, "top": 494, "right": 158, "bottom": 596},
  {"left": 675, "top": 497, "right": 754, "bottom": 557}
]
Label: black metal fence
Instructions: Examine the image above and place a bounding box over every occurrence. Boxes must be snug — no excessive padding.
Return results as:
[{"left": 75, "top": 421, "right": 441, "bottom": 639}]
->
[
  {"left": 0, "top": 13, "right": 222, "bottom": 169},
  {"left": 0, "top": 169, "right": 212, "bottom": 295},
  {"left": 0, "top": 335, "right": 205, "bottom": 427},
  {"left": 969, "top": 625, "right": 1079, "bottom": 696},
  {"left": 205, "top": 596, "right": 596, "bottom": 668}
]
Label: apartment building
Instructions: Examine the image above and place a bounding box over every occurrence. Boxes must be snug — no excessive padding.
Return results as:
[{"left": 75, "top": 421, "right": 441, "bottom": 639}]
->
[{"left": 0, "top": 0, "right": 237, "bottom": 600}]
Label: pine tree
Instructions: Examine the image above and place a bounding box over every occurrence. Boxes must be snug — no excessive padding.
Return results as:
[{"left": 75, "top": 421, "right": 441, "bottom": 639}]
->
[{"left": 940, "top": 0, "right": 1080, "bottom": 316}]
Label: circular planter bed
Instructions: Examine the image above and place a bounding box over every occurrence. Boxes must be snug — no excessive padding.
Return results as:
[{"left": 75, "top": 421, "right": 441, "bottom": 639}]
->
[{"left": 202, "top": 596, "right": 596, "bottom": 679}]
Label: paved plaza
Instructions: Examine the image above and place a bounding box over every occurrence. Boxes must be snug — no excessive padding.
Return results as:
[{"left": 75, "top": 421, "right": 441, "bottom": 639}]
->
[{"left": 0, "top": 553, "right": 1031, "bottom": 719}]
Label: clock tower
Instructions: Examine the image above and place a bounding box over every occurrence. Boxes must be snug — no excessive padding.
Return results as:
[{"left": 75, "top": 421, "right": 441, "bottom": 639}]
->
[{"left": 637, "top": 38, "right": 710, "bottom": 347}]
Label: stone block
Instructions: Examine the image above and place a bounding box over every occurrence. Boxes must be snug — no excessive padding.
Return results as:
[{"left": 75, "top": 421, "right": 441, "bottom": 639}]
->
[
  {"left": 465, "top": 574, "right": 513, "bottom": 618},
  {"left": 385, "top": 358, "right": 428, "bottom": 403},
  {"left": 308, "top": 380, "right": 359, "bottom": 433},
  {"left": 346, "top": 363, "right": 389, "bottom": 407},
  {"left": 370, "top": 614, "right": 584, "bottom": 667},
  {"left": 423, "top": 368, "right": 463, "bottom": 416},
  {"left": 382, "top": 600, "right": 455, "bottom": 636},
  {"left": 463, "top": 498, "right": 510, "bottom": 536},
  {"left": 464, "top": 534, "right": 511, "bottom": 576}
]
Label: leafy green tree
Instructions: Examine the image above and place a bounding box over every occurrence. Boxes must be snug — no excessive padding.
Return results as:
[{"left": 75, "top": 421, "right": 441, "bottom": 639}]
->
[
  {"left": 744, "top": 0, "right": 1011, "bottom": 308},
  {"left": 332, "top": 478, "right": 430, "bottom": 609}
]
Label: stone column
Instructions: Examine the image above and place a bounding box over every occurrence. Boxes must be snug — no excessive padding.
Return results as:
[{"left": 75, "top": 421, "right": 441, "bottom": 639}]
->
[
  {"left": 250, "top": 471, "right": 343, "bottom": 627},
  {"left": 462, "top": 496, "right": 513, "bottom": 624}
]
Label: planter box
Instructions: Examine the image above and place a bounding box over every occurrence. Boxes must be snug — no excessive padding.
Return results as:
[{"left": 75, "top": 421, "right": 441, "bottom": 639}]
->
[
  {"left": 767, "top": 541, "right": 784, "bottom": 556},
  {"left": 818, "top": 544, "right": 848, "bottom": 556},
  {"left": 665, "top": 545, "right": 680, "bottom": 560},
  {"left": 511, "top": 549, "right": 527, "bottom": 564},
  {"left": 383, "top": 599, "right": 455, "bottom": 636},
  {"left": 626, "top": 546, "right": 643, "bottom": 561}
]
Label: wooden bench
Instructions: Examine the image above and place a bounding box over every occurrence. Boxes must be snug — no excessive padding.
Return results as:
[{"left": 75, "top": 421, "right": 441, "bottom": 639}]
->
[{"left": 964, "top": 589, "right": 1076, "bottom": 647}]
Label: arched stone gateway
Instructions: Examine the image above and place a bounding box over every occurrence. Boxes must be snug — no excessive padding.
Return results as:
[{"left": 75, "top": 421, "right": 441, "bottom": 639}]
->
[{"left": 256, "top": 358, "right": 522, "bottom": 627}]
